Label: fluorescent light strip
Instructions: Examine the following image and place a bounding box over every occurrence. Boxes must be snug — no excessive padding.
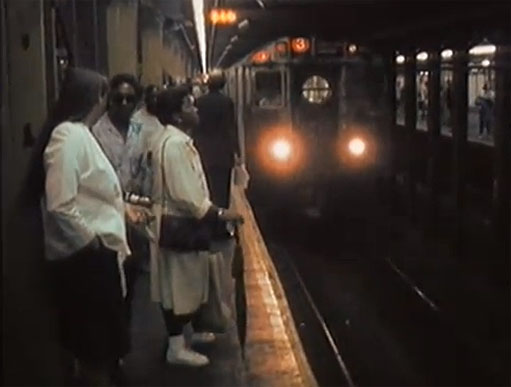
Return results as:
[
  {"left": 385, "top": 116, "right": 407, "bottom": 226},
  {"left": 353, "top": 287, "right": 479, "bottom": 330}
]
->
[{"left": 192, "top": 0, "right": 207, "bottom": 72}]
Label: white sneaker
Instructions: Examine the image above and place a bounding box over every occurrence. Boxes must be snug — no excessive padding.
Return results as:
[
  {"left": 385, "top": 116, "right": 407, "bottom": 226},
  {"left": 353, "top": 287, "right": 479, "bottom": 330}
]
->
[
  {"left": 166, "top": 335, "right": 210, "bottom": 367},
  {"left": 192, "top": 332, "right": 216, "bottom": 344}
]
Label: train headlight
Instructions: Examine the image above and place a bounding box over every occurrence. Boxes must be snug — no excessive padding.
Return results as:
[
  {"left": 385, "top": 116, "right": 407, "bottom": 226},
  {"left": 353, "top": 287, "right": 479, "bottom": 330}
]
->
[
  {"left": 257, "top": 128, "right": 304, "bottom": 176},
  {"left": 348, "top": 137, "right": 366, "bottom": 156},
  {"left": 270, "top": 138, "right": 292, "bottom": 161}
]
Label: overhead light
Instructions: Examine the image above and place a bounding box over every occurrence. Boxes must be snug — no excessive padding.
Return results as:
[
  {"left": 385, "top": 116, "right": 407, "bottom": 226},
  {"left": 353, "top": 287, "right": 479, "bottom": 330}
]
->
[
  {"left": 441, "top": 49, "right": 453, "bottom": 59},
  {"left": 256, "top": 0, "right": 265, "bottom": 8},
  {"left": 469, "top": 44, "right": 496, "bottom": 56},
  {"left": 209, "top": 8, "right": 237, "bottom": 25},
  {"left": 191, "top": 0, "right": 206, "bottom": 71},
  {"left": 396, "top": 55, "right": 405, "bottom": 64},
  {"left": 416, "top": 51, "right": 428, "bottom": 61},
  {"left": 482, "top": 59, "right": 491, "bottom": 67},
  {"left": 230, "top": 35, "right": 239, "bottom": 43},
  {"left": 348, "top": 44, "right": 357, "bottom": 54}
]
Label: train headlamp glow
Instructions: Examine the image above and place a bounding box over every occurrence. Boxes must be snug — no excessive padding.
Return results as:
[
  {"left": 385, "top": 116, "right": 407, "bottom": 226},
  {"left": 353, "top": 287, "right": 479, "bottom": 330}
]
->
[
  {"left": 348, "top": 137, "right": 366, "bottom": 156},
  {"left": 257, "top": 128, "right": 303, "bottom": 176},
  {"left": 270, "top": 138, "right": 292, "bottom": 161}
]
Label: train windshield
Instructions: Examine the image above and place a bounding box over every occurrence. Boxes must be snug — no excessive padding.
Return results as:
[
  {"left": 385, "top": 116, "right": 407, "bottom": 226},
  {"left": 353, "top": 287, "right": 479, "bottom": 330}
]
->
[{"left": 254, "top": 70, "right": 283, "bottom": 108}]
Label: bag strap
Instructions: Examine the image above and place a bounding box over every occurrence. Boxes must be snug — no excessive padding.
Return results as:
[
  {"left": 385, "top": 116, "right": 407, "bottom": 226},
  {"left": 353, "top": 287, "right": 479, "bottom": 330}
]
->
[{"left": 159, "top": 135, "right": 171, "bottom": 208}]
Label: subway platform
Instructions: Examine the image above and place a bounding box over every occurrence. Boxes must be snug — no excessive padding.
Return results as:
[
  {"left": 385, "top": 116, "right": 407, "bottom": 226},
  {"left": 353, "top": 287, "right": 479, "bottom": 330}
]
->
[{"left": 121, "top": 187, "right": 317, "bottom": 387}]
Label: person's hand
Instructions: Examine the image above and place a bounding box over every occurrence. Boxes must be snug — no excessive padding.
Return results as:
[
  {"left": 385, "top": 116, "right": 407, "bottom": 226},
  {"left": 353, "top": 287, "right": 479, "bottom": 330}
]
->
[
  {"left": 219, "top": 208, "right": 244, "bottom": 224},
  {"left": 126, "top": 203, "right": 152, "bottom": 224}
]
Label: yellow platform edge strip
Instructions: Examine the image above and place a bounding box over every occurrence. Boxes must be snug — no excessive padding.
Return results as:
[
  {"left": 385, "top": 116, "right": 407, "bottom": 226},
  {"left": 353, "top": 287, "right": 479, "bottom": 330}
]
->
[{"left": 233, "top": 186, "right": 318, "bottom": 387}]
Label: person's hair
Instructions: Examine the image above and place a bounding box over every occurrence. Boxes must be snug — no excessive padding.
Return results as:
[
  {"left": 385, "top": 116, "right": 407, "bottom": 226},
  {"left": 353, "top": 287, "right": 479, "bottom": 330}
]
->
[
  {"left": 208, "top": 70, "right": 226, "bottom": 91},
  {"left": 21, "top": 67, "right": 108, "bottom": 206},
  {"left": 108, "top": 73, "right": 142, "bottom": 103},
  {"left": 155, "top": 85, "right": 190, "bottom": 126},
  {"left": 144, "top": 85, "right": 159, "bottom": 115}
]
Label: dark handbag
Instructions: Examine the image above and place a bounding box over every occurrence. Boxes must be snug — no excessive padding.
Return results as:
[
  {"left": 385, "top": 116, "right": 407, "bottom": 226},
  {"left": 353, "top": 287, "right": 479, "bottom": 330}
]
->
[
  {"left": 159, "top": 215, "right": 211, "bottom": 251},
  {"left": 158, "top": 137, "right": 212, "bottom": 251}
]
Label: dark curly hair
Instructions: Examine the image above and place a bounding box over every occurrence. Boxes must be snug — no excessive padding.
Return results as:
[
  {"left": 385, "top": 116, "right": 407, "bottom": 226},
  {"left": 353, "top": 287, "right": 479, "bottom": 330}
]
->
[
  {"left": 155, "top": 85, "right": 190, "bottom": 126},
  {"left": 108, "top": 73, "right": 142, "bottom": 104}
]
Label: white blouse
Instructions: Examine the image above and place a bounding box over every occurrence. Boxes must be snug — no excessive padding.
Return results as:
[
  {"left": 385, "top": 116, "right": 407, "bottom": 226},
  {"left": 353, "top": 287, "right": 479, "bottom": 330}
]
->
[
  {"left": 151, "top": 125, "right": 212, "bottom": 220},
  {"left": 41, "top": 121, "right": 131, "bottom": 261}
]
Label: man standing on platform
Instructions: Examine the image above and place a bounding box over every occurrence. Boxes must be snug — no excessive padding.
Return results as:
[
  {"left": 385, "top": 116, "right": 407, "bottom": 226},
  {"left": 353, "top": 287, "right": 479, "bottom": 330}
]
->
[
  {"left": 92, "top": 74, "right": 148, "bottom": 329},
  {"left": 195, "top": 70, "right": 243, "bottom": 307}
]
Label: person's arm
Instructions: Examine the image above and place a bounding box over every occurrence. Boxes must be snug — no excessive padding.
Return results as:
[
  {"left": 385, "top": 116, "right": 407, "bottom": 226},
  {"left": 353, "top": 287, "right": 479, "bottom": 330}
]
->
[
  {"left": 226, "top": 99, "right": 241, "bottom": 164},
  {"left": 44, "top": 124, "right": 98, "bottom": 251},
  {"left": 163, "top": 140, "right": 242, "bottom": 223}
]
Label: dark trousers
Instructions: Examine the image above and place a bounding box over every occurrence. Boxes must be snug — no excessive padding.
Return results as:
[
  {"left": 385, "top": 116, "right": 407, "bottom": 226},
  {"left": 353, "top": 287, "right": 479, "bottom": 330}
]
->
[
  {"left": 124, "top": 224, "right": 149, "bottom": 324},
  {"left": 49, "top": 244, "right": 129, "bottom": 371},
  {"left": 205, "top": 166, "right": 232, "bottom": 208}
]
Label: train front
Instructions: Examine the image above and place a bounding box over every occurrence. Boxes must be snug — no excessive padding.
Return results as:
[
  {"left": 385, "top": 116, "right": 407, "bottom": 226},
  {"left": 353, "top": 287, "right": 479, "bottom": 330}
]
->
[{"left": 237, "top": 38, "right": 388, "bottom": 212}]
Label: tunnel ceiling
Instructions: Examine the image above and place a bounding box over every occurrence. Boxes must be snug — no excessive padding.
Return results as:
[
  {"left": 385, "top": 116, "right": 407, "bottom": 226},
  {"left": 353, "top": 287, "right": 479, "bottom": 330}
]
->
[{"left": 205, "top": 0, "right": 510, "bottom": 69}]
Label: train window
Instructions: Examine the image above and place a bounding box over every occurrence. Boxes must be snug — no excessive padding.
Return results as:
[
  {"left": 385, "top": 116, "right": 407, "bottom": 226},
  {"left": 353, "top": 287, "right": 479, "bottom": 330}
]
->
[
  {"left": 302, "top": 75, "right": 332, "bottom": 104},
  {"left": 254, "top": 70, "right": 283, "bottom": 108}
]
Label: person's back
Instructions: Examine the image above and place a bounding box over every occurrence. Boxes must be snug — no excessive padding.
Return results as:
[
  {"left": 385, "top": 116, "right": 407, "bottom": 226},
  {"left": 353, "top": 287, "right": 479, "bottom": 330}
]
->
[
  {"left": 195, "top": 71, "right": 240, "bottom": 209},
  {"left": 195, "top": 90, "right": 237, "bottom": 169}
]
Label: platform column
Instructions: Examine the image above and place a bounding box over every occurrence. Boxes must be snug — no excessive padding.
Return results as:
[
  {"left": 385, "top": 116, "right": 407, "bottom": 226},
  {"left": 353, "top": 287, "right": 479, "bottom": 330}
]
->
[
  {"left": 425, "top": 49, "right": 441, "bottom": 235},
  {"left": 404, "top": 51, "right": 417, "bottom": 221},
  {"left": 382, "top": 49, "right": 398, "bottom": 212},
  {"left": 140, "top": 4, "right": 163, "bottom": 86},
  {"left": 492, "top": 44, "right": 511, "bottom": 266},
  {"left": 2, "top": 0, "right": 64, "bottom": 384},
  {"left": 106, "top": 0, "right": 138, "bottom": 77},
  {"left": 451, "top": 47, "right": 469, "bottom": 258}
]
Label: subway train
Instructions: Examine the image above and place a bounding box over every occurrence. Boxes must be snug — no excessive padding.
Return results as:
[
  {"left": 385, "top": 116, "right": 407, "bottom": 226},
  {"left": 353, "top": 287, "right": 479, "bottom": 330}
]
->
[{"left": 225, "top": 37, "right": 388, "bottom": 212}]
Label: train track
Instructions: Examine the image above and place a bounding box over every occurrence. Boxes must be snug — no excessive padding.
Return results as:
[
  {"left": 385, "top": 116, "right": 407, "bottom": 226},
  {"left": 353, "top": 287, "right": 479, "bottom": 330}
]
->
[{"left": 251, "top": 201, "right": 497, "bottom": 386}]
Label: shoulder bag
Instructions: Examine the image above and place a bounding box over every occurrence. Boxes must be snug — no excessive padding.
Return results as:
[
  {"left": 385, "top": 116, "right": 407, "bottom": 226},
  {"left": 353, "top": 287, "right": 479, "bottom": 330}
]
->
[{"left": 158, "top": 137, "right": 212, "bottom": 251}]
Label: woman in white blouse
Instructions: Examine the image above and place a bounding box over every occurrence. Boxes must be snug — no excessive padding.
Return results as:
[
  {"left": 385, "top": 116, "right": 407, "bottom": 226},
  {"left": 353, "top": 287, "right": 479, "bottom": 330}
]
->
[
  {"left": 26, "top": 68, "right": 141, "bottom": 385},
  {"left": 149, "top": 87, "right": 243, "bottom": 367}
]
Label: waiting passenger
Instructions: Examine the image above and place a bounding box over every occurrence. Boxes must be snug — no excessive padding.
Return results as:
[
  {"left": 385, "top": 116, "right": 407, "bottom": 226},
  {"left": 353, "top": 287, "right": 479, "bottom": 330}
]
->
[
  {"left": 25, "top": 67, "right": 143, "bottom": 385},
  {"left": 195, "top": 70, "right": 247, "bottom": 311},
  {"left": 475, "top": 83, "right": 494, "bottom": 139},
  {"left": 149, "top": 86, "right": 243, "bottom": 367},
  {"left": 196, "top": 70, "right": 241, "bottom": 212},
  {"left": 92, "top": 73, "right": 148, "bottom": 326}
]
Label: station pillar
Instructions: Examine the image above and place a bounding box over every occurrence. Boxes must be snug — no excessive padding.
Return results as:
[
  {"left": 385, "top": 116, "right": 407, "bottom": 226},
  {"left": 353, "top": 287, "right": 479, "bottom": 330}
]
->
[
  {"left": 162, "top": 34, "right": 187, "bottom": 82},
  {"left": 403, "top": 51, "right": 417, "bottom": 221},
  {"left": 451, "top": 47, "right": 469, "bottom": 258},
  {"left": 425, "top": 50, "right": 441, "bottom": 235},
  {"left": 106, "top": 0, "right": 138, "bottom": 77},
  {"left": 140, "top": 4, "right": 164, "bottom": 86},
  {"left": 381, "top": 49, "right": 398, "bottom": 213},
  {"left": 2, "top": 0, "right": 64, "bottom": 384},
  {"left": 492, "top": 45, "right": 511, "bottom": 266}
]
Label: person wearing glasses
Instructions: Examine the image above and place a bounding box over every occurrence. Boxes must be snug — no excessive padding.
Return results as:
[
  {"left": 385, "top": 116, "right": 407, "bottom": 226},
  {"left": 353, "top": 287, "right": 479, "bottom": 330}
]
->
[{"left": 92, "top": 74, "right": 148, "bottom": 336}]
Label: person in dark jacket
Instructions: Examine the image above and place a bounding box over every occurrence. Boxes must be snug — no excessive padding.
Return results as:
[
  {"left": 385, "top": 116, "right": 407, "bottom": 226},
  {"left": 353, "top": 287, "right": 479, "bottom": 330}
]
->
[
  {"left": 195, "top": 70, "right": 240, "bottom": 211},
  {"left": 194, "top": 71, "right": 243, "bottom": 333}
]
